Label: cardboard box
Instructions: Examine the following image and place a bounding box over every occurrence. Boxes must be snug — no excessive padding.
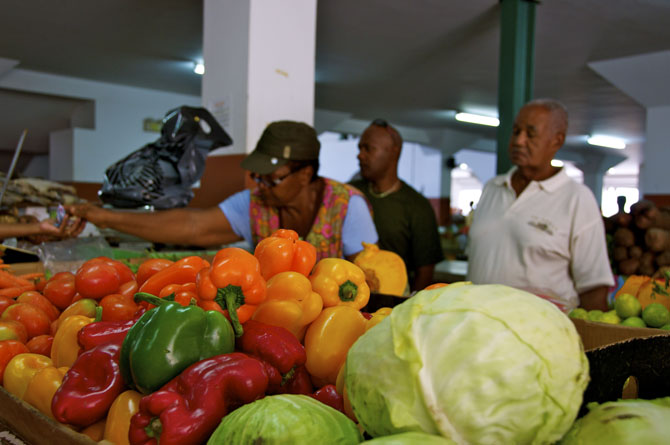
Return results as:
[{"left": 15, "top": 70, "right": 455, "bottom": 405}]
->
[
  {"left": 0, "top": 387, "right": 95, "bottom": 445},
  {"left": 571, "top": 317, "right": 670, "bottom": 351}
]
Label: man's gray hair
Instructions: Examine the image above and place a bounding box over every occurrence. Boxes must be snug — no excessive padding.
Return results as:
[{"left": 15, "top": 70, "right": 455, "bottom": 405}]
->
[{"left": 525, "top": 98, "right": 568, "bottom": 133}]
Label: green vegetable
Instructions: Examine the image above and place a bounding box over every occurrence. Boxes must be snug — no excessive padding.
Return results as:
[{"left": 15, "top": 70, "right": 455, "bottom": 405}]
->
[
  {"left": 120, "top": 293, "right": 235, "bottom": 394},
  {"left": 207, "top": 394, "right": 362, "bottom": 445},
  {"left": 345, "top": 282, "right": 589, "bottom": 444},
  {"left": 363, "top": 432, "right": 455, "bottom": 444},
  {"left": 560, "top": 397, "right": 670, "bottom": 444}
]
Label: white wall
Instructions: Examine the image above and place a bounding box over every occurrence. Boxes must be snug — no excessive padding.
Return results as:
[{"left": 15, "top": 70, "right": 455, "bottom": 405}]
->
[{"left": 0, "top": 69, "right": 201, "bottom": 182}]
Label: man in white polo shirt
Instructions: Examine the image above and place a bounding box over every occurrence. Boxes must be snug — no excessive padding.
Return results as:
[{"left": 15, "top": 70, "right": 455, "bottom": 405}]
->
[{"left": 466, "top": 98, "right": 614, "bottom": 312}]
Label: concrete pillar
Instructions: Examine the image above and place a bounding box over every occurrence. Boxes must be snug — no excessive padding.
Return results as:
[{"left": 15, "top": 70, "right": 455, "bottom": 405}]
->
[
  {"left": 202, "top": 0, "right": 317, "bottom": 156},
  {"left": 640, "top": 105, "right": 670, "bottom": 197}
]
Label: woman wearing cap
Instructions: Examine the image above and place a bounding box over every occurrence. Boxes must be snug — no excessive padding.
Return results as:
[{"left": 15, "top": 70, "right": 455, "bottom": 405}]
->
[{"left": 66, "top": 121, "right": 378, "bottom": 261}]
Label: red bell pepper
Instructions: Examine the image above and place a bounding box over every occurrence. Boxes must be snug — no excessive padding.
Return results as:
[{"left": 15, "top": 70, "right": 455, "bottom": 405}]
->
[
  {"left": 77, "top": 307, "right": 146, "bottom": 352},
  {"left": 311, "top": 384, "right": 345, "bottom": 414},
  {"left": 236, "top": 320, "right": 306, "bottom": 375},
  {"left": 128, "top": 352, "right": 276, "bottom": 445},
  {"left": 236, "top": 319, "right": 307, "bottom": 394},
  {"left": 51, "top": 342, "right": 125, "bottom": 427}
]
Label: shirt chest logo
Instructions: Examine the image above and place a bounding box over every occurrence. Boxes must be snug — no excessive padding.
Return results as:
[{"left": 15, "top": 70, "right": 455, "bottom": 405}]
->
[{"left": 527, "top": 217, "right": 555, "bottom": 236}]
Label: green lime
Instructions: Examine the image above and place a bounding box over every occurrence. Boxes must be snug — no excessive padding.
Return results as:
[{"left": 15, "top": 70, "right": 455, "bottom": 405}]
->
[
  {"left": 660, "top": 324, "right": 670, "bottom": 330},
  {"left": 569, "top": 308, "right": 588, "bottom": 320},
  {"left": 587, "top": 310, "right": 604, "bottom": 322},
  {"left": 621, "top": 316, "right": 647, "bottom": 328},
  {"left": 641, "top": 303, "right": 670, "bottom": 328},
  {"left": 600, "top": 311, "right": 621, "bottom": 325},
  {"left": 614, "top": 293, "right": 642, "bottom": 319}
]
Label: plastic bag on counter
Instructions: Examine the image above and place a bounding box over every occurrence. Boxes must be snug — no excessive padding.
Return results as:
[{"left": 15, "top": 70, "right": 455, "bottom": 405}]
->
[
  {"left": 98, "top": 106, "right": 233, "bottom": 209},
  {"left": 36, "top": 236, "right": 116, "bottom": 274}
]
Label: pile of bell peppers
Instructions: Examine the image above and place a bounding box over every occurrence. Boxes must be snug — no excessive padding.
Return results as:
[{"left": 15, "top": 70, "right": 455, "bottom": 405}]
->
[{"left": 0, "top": 228, "right": 400, "bottom": 444}]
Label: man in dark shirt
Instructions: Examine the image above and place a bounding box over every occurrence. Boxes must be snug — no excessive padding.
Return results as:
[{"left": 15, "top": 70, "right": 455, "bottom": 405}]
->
[{"left": 350, "top": 119, "right": 444, "bottom": 291}]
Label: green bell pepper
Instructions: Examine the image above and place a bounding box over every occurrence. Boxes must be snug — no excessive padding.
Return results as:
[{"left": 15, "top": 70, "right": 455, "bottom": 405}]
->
[{"left": 120, "top": 292, "right": 235, "bottom": 394}]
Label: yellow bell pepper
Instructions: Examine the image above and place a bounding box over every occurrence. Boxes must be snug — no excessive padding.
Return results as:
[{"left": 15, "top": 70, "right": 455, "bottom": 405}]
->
[
  {"left": 51, "top": 314, "right": 95, "bottom": 368},
  {"left": 23, "top": 365, "right": 68, "bottom": 419},
  {"left": 304, "top": 305, "right": 367, "bottom": 386},
  {"left": 365, "top": 307, "right": 392, "bottom": 332},
  {"left": 81, "top": 419, "right": 106, "bottom": 441},
  {"left": 309, "top": 258, "right": 370, "bottom": 310},
  {"left": 252, "top": 271, "right": 323, "bottom": 340},
  {"left": 104, "top": 390, "right": 143, "bottom": 445},
  {"left": 3, "top": 353, "right": 53, "bottom": 399}
]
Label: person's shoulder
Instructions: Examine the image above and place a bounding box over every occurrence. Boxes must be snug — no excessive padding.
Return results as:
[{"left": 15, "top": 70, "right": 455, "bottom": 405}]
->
[{"left": 349, "top": 178, "right": 366, "bottom": 189}]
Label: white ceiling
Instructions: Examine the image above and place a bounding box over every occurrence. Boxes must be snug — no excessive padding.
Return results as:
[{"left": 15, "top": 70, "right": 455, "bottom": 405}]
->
[{"left": 1, "top": 0, "right": 670, "bottom": 176}]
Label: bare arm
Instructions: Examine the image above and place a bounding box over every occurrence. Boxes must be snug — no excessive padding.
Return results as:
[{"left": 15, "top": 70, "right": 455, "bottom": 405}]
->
[
  {"left": 0, "top": 215, "right": 85, "bottom": 241},
  {"left": 412, "top": 264, "right": 436, "bottom": 292},
  {"left": 578, "top": 285, "right": 609, "bottom": 311},
  {"left": 65, "top": 203, "right": 242, "bottom": 247}
]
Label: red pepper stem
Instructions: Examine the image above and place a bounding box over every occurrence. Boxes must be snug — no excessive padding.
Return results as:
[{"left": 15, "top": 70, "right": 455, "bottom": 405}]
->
[
  {"left": 216, "top": 285, "right": 245, "bottom": 337},
  {"left": 134, "top": 292, "right": 166, "bottom": 307},
  {"left": 145, "top": 417, "right": 162, "bottom": 439},
  {"left": 339, "top": 280, "right": 358, "bottom": 302}
]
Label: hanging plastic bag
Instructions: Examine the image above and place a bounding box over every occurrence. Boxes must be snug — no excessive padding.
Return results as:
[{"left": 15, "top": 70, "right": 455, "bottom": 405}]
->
[{"left": 98, "top": 106, "right": 232, "bottom": 209}]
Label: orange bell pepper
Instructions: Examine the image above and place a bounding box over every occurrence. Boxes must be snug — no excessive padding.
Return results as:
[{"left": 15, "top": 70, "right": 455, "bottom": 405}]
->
[
  {"left": 23, "top": 365, "right": 69, "bottom": 419},
  {"left": 51, "top": 312, "right": 97, "bottom": 368},
  {"left": 251, "top": 271, "right": 323, "bottom": 341},
  {"left": 3, "top": 352, "right": 53, "bottom": 399},
  {"left": 304, "top": 305, "right": 367, "bottom": 386},
  {"left": 81, "top": 419, "right": 107, "bottom": 441},
  {"left": 365, "top": 307, "right": 392, "bottom": 332},
  {"left": 309, "top": 258, "right": 370, "bottom": 310},
  {"left": 208, "top": 247, "right": 266, "bottom": 337},
  {"left": 196, "top": 267, "right": 218, "bottom": 301},
  {"left": 159, "top": 282, "right": 199, "bottom": 307},
  {"left": 138, "top": 256, "right": 210, "bottom": 297},
  {"left": 51, "top": 298, "right": 98, "bottom": 334},
  {"left": 254, "top": 229, "right": 317, "bottom": 280},
  {"left": 104, "top": 390, "right": 142, "bottom": 445}
]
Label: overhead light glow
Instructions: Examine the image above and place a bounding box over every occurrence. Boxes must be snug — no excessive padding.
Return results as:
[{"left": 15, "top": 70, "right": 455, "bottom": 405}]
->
[
  {"left": 587, "top": 135, "right": 625, "bottom": 150},
  {"left": 459, "top": 163, "right": 469, "bottom": 170},
  {"left": 455, "top": 112, "right": 499, "bottom": 127},
  {"left": 194, "top": 62, "right": 205, "bottom": 75},
  {"left": 551, "top": 160, "right": 564, "bottom": 167}
]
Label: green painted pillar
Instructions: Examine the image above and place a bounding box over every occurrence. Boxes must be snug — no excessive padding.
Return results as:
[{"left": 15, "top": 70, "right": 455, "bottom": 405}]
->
[{"left": 496, "top": 0, "right": 537, "bottom": 174}]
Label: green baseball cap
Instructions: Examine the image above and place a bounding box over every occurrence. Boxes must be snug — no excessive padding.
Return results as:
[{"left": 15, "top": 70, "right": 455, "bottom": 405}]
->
[{"left": 241, "top": 121, "right": 320, "bottom": 175}]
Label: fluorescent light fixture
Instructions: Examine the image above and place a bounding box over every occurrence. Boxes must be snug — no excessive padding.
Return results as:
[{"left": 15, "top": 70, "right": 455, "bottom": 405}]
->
[
  {"left": 587, "top": 135, "right": 625, "bottom": 149},
  {"left": 551, "top": 159, "right": 564, "bottom": 167},
  {"left": 459, "top": 163, "right": 469, "bottom": 170},
  {"left": 455, "top": 112, "right": 499, "bottom": 127},
  {"left": 193, "top": 62, "right": 205, "bottom": 75}
]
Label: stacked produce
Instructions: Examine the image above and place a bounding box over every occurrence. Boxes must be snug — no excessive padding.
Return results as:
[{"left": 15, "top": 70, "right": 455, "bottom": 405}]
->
[
  {"left": 569, "top": 273, "right": 670, "bottom": 329},
  {"left": 606, "top": 199, "right": 670, "bottom": 277},
  {"left": 1, "top": 228, "right": 669, "bottom": 444}
]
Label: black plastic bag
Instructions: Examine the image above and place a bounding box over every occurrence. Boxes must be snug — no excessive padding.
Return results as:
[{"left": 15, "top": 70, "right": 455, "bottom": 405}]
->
[{"left": 98, "top": 106, "right": 232, "bottom": 209}]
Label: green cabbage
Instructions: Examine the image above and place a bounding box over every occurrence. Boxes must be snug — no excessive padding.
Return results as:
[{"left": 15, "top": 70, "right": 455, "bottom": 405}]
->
[
  {"left": 345, "top": 283, "right": 589, "bottom": 444},
  {"left": 560, "top": 397, "right": 670, "bottom": 444},
  {"left": 363, "top": 432, "right": 456, "bottom": 444},
  {"left": 207, "top": 394, "right": 362, "bottom": 444}
]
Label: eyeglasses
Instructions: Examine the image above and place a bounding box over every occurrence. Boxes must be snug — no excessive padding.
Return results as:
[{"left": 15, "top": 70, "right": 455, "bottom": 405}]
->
[{"left": 250, "top": 165, "right": 302, "bottom": 188}]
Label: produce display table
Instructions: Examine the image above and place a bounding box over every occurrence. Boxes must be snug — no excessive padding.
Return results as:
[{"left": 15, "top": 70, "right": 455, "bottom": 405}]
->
[{"left": 0, "top": 387, "right": 94, "bottom": 445}]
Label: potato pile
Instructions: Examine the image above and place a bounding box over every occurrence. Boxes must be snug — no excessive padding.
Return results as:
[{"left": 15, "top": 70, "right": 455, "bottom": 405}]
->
[{"left": 606, "top": 200, "right": 670, "bottom": 277}]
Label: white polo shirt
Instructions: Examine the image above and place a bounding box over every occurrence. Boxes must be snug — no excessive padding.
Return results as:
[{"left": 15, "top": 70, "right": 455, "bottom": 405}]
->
[{"left": 466, "top": 167, "right": 614, "bottom": 311}]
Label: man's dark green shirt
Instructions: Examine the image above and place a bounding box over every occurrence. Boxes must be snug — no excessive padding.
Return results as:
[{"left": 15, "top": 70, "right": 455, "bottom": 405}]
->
[{"left": 350, "top": 179, "right": 444, "bottom": 281}]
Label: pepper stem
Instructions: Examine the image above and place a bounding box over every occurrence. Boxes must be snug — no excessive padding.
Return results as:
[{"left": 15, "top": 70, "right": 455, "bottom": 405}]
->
[
  {"left": 215, "top": 284, "right": 245, "bottom": 337},
  {"left": 339, "top": 280, "right": 358, "bottom": 302},
  {"left": 134, "top": 292, "right": 166, "bottom": 307},
  {"left": 94, "top": 305, "right": 103, "bottom": 322},
  {"left": 144, "top": 417, "right": 162, "bottom": 439}
]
